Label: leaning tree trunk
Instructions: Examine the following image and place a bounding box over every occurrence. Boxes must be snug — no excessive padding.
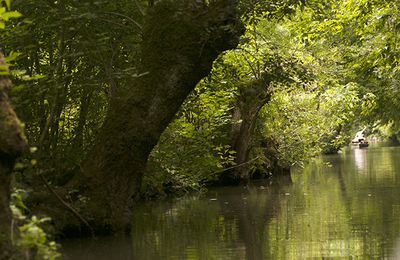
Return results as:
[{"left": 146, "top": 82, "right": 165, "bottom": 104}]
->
[
  {"left": 0, "top": 53, "right": 27, "bottom": 259},
  {"left": 73, "top": 0, "right": 244, "bottom": 232}
]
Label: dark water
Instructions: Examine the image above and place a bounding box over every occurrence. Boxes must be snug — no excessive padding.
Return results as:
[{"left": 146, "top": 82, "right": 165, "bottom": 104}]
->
[{"left": 62, "top": 144, "right": 400, "bottom": 259}]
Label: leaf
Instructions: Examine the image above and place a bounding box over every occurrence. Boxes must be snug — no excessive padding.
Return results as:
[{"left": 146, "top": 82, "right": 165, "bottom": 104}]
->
[
  {"left": 5, "top": 0, "right": 11, "bottom": 9},
  {"left": 4, "top": 51, "right": 21, "bottom": 62},
  {"left": 0, "top": 63, "right": 8, "bottom": 70},
  {"left": 2, "top": 11, "right": 22, "bottom": 21}
]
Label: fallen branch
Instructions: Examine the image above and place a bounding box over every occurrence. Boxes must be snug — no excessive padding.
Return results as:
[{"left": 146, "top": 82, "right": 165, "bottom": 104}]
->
[{"left": 36, "top": 170, "right": 95, "bottom": 237}]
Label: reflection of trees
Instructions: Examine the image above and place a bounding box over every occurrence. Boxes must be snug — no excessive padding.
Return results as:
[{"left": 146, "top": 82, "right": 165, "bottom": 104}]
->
[
  {"left": 215, "top": 175, "right": 292, "bottom": 260},
  {"left": 128, "top": 176, "right": 292, "bottom": 260},
  {"left": 62, "top": 235, "right": 134, "bottom": 260},
  {"left": 331, "top": 155, "right": 352, "bottom": 216},
  {"left": 333, "top": 146, "right": 400, "bottom": 258},
  {"left": 130, "top": 198, "right": 232, "bottom": 260},
  {"left": 261, "top": 147, "right": 400, "bottom": 258},
  {"left": 70, "top": 147, "right": 400, "bottom": 259}
]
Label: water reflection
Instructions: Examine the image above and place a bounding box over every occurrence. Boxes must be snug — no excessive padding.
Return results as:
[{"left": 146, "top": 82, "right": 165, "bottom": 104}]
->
[
  {"left": 62, "top": 145, "right": 400, "bottom": 259},
  {"left": 62, "top": 235, "right": 133, "bottom": 260},
  {"left": 353, "top": 147, "right": 367, "bottom": 171},
  {"left": 128, "top": 175, "right": 292, "bottom": 260}
]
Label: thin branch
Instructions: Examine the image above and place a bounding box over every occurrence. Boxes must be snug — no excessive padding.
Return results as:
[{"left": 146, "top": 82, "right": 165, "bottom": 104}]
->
[
  {"left": 103, "top": 11, "right": 142, "bottom": 30},
  {"left": 211, "top": 156, "right": 260, "bottom": 176},
  {"left": 132, "top": 0, "right": 145, "bottom": 17},
  {"left": 36, "top": 170, "right": 95, "bottom": 237}
]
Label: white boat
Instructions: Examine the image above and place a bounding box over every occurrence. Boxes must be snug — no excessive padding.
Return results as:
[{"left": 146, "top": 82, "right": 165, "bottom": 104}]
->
[{"left": 351, "top": 129, "right": 369, "bottom": 148}]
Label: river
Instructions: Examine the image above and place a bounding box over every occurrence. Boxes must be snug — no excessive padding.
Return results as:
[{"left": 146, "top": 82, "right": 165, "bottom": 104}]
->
[{"left": 62, "top": 144, "right": 400, "bottom": 259}]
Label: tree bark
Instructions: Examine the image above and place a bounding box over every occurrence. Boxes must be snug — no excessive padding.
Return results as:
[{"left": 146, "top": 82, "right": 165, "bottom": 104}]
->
[
  {"left": 221, "top": 55, "right": 306, "bottom": 182},
  {"left": 72, "top": 88, "right": 93, "bottom": 151},
  {"left": 0, "top": 53, "right": 27, "bottom": 259},
  {"left": 72, "top": 0, "right": 244, "bottom": 233},
  {"left": 220, "top": 78, "right": 271, "bottom": 183}
]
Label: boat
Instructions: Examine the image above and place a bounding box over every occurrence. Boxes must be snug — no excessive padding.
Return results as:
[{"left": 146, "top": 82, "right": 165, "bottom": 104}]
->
[
  {"left": 351, "top": 129, "right": 369, "bottom": 148},
  {"left": 356, "top": 140, "right": 369, "bottom": 148}
]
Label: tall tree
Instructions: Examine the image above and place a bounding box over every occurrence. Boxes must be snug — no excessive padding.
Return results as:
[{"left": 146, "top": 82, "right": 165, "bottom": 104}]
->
[{"left": 71, "top": 0, "right": 244, "bottom": 232}]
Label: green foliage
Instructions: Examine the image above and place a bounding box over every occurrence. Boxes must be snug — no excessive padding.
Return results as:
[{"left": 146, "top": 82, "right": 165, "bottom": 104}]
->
[
  {"left": 143, "top": 80, "right": 236, "bottom": 197},
  {"left": 290, "top": 0, "right": 400, "bottom": 140},
  {"left": 0, "top": 0, "right": 145, "bottom": 185},
  {"left": 143, "top": 0, "right": 394, "bottom": 188},
  {"left": 4, "top": 1, "right": 400, "bottom": 259},
  {"left": 11, "top": 190, "right": 61, "bottom": 260},
  {"left": 260, "top": 90, "right": 322, "bottom": 167},
  {"left": 238, "top": 0, "right": 306, "bottom": 23},
  {"left": 0, "top": 0, "right": 21, "bottom": 76},
  {"left": 2, "top": 0, "right": 400, "bottom": 206},
  {"left": 16, "top": 217, "right": 60, "bottom": 260},
  {"left": 0, "top": 2, "right": 21, "bottom": 29}
]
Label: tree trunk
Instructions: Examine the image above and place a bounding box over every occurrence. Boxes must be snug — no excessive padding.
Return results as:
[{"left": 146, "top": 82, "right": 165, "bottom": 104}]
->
[
  {"left": 72, "top": 88, "right": 93, "bottom": 151},
  {"left": 0, "top": 53, "right": 27, "bottom": 259},
  {"left": 221, "top": 55, "right": 305, "bottom": 183},
  {"left": 220, "top": 78, "right": 271, "bottom": 183},
  {"left": 72, "top": 0, "right": 244, "bottom": 233},
  {"left": 0, "top": 158, "right": 16, "bottom": 260},
  {"left": 229, "top": 98, "right": 269, "bottom": 181}
]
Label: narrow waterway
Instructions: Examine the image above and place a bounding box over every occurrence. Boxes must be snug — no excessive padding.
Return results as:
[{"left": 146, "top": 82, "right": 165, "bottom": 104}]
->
[{"left": 62, "top": 144, "right": 400, "bottom": 259}]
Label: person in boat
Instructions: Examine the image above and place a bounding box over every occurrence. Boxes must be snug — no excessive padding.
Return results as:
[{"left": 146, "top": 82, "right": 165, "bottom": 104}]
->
[
  {"left": 352, "top": 129, "right": 367, "bottom": 144},
  {"left": 352, "top": 129, "right": 369, "bottom": 148}
]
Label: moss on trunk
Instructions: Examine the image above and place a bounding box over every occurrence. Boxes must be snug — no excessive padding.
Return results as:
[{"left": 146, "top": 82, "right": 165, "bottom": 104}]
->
[{"left": 0, "top": 53, "right": 27, "bottom": 259}]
